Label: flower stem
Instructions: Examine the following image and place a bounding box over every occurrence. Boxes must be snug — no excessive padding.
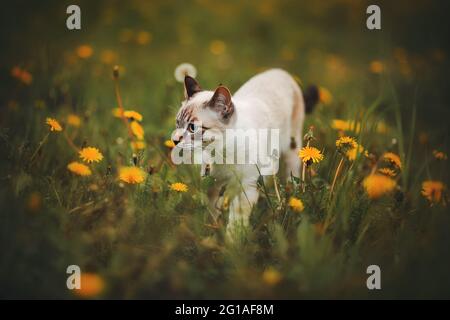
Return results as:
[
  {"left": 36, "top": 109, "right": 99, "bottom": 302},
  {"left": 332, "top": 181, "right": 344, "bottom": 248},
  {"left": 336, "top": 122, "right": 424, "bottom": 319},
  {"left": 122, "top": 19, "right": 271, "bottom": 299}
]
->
[
  {"left": 63, "top": 130, "right": 80, "bottom": 153},
  {"left": 329, "top": 156, "right": 344, "bottom": 199},
  {"left": 113, "top": 66, "right": 135, "bottom": 143},
  {"left": 301, "top": 140, "right": 310, "bottom": 192},
  {"left": 30, "top": 132, "right": 49, "bottom": 163}
]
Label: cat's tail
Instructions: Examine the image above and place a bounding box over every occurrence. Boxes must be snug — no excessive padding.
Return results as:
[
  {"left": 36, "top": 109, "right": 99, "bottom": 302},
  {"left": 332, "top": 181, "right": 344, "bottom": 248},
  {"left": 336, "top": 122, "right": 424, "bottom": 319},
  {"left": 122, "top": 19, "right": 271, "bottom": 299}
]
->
[{"left": 303, "top": 85, "right": 319, "bottom": 114}]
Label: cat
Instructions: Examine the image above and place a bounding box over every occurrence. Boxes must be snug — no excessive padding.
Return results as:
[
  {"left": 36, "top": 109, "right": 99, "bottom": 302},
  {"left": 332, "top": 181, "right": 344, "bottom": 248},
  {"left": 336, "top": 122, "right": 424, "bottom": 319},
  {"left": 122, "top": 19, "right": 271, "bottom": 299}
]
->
[{"left": 172, "top": 68, "right": 318, "bottom": 240}]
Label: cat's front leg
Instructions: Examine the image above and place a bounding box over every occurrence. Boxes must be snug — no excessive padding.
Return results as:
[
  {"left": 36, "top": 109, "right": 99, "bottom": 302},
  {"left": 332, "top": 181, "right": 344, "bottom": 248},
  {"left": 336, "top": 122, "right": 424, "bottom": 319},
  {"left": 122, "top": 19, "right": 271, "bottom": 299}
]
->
[
  {"left": 226, "top": 183, "right": 259, "bottom": 242},
  {"left": 206, "top": 184, "right": 226, "bottom": 225}
]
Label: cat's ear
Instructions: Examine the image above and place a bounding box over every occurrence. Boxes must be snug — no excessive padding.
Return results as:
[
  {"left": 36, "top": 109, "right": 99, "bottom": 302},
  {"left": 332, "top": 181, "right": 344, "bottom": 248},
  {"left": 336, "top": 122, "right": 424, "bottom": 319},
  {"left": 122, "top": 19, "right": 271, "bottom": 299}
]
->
[
  {"left": 208, "top": 86, "right": 234, "bottom": 120},
  {"left": 184, "top": 76, "right": 202, "bottom": 98}
]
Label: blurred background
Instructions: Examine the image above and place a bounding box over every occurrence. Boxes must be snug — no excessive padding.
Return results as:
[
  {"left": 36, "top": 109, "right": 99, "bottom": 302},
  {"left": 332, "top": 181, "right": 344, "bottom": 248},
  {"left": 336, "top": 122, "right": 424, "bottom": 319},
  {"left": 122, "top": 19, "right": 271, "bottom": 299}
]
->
[
  {"left": 0, "top": 0, "right": 449, "bottom": 299},
  {"left": 1, "top": 0, "right": 450, "bottom": 129}
]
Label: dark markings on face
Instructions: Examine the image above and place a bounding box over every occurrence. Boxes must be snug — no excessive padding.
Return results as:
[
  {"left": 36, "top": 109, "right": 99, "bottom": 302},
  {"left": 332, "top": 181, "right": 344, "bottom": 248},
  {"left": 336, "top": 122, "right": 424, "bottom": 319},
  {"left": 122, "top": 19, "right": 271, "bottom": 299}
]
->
[
  {"left": 176, "top": 106, "right": 193, "bottom": 128},
  {"left": 175, "top": 101, "right": 208, "bottom": 128}
]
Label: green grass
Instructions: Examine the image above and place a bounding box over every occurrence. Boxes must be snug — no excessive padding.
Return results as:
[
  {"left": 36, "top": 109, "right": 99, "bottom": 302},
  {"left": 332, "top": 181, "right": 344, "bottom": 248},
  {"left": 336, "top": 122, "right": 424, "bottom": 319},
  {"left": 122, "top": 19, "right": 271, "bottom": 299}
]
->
[{"left": 0, "top": 0, "right": 449, "bottom": 299}]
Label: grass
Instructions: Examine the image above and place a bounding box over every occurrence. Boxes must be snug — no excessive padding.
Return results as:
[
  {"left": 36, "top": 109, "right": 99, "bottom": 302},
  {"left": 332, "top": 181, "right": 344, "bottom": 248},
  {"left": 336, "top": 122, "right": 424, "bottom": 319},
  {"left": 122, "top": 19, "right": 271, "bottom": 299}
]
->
[{"left": 0, "top": 0, "right": 449, "bottom": 299}]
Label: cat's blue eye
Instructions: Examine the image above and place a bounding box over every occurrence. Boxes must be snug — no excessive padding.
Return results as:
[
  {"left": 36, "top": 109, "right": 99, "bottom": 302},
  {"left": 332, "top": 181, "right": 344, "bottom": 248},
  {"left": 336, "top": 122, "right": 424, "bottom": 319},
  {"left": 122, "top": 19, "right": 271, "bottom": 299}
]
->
[{"left": 187, "top": 123, "right": 199, "bottom": 133}]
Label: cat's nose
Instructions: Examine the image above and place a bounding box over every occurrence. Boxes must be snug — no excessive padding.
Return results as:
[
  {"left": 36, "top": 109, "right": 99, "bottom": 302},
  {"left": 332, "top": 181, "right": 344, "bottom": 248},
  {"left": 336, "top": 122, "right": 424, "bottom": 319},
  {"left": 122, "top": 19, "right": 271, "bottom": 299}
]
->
[
  {"left": 172, "top": 137, "right": 181, "bottom": 145},
  {"left": 171, "top": 129, "right": 184, "bottom": 145}
]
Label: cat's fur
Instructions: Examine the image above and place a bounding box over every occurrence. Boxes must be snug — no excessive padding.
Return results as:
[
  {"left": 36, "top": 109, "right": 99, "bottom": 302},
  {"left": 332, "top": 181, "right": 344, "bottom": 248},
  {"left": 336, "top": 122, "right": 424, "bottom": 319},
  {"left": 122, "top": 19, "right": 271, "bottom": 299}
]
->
[{"left": 173, "top": 68, "right": 317, "bottom": 240}]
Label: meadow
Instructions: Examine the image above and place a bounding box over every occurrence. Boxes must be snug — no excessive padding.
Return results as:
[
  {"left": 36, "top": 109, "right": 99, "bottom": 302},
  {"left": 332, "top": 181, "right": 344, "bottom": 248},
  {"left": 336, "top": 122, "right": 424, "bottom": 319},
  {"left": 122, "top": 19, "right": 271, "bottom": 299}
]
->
[{"left": 0, "top": 0, "right": 449, "bottom": 299}]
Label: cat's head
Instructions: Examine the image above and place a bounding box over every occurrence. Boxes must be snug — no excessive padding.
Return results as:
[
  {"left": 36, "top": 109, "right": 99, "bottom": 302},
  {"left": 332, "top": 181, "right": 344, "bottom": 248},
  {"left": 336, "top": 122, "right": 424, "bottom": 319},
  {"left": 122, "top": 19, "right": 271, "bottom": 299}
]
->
[{"left": 172, "top": 76, "right": 235, "bottom": 147}]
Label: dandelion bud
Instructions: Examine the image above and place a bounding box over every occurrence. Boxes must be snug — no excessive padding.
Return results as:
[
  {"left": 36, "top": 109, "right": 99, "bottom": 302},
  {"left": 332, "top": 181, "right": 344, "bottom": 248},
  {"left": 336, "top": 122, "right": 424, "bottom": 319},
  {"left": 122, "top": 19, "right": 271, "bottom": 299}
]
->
[
  {"left": 113, "top": 65, "right": 120, "bottom": 79},
  {"left": 303, "top": 126, "right": 315, "bottom": 142}
]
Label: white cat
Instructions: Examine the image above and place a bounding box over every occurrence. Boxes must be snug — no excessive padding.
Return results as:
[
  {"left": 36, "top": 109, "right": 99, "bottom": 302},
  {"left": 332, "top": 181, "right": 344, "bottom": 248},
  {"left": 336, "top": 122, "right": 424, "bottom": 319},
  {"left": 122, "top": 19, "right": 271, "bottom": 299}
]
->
[{"left": 172, "top": 68, "right": 318, "bottom": 240}]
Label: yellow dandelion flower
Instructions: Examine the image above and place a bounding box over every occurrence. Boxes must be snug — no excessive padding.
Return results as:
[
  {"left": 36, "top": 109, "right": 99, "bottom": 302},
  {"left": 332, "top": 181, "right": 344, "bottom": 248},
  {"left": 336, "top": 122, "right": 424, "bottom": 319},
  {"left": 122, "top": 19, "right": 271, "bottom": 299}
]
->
[
  {"left": 336, "top": 136, "right": 357, "bottom": 150},
  {"left": 346, "top": 148, "right": 357, "bottom": 161},
  {"left": 136, "top": 31, "right": 152, "bottom": 45},
  {"left": 376, "top": 121, "right": 388, "bottom": 134},
  {"left": 74, "top": 273, "right": 105, "bottom": 298},
  {"left": 79, "top": 147, "right": 103, "bottom": 163},
  {"left": 46, "top": 118, "right": 62, "bottom": 132},
  {"left": 11, "top": 66, "right": 21, "bottom": 78},
  {"left": 130, "top": 121, "right": 144, "bottom": 140},
  {"left": 363, "top": 174, "right": 396, "bottom": 199},
  {"left": 349, "top": 121, "right": 361, "bottom": 133},
  {"left": 433, "top": 150, "right": 448, "bottom": 160},
  {"left": 112, "top": 108, "right": 123, "bottom": 118},
  {"left": 280, "top": 47, "right": 295, "bottom": 61},
  {"left": 123, "top": 110, "right": 143, "bottom": 122},
  {"left": 100, "top": 50, "right": 117, "bottom": 65},
  {"left": 67, "top": 161, "right": 92, "bottom": 176},
  {"left": 119, "top": 166, "right": 146, "bottom": 184},
  {"left": 318, "top": 87, "right": 333, "bottom": 105},
  {"left": 170, "top": 182, "right": 188, "bottom": 192},
  {"left": 288, "top": 197, "right": 304, "bottom": 212},
  {"left": 20, "top": 70, "right": 33, "bottom": 85},
  {"left": 258, "top": 0, "right": 274, "bottom": 16},
  {"left": 67, "top": 114, "right": 81, "bottom": 127},
  {"left": 331, "top": 119, "right": 348, "bottom": 131},
  {"left": 382, "top": 152, "right": 402, "bottom": 169},
  {"left": 298, "top": 146, "right": 324, "bottom": 165},
  {"left": 164, "top": 140, "right": 175, "bottom": 148},
  {"left": 11, "top": 67, "right": 33, "bottom": 85},
  {"left": 369, "top": 60, "right": 384, "bottom": 74},
  {"left": 421, "top": 180, "right": 445, "bottom": 204},
  {"left": 27, "top": 192, "right": 42, "bottom": 212},
  {"left": 346, "top": 143, "right": 367, "bottom": 161},
  {"left": 131, "top": 140, "right": 146, "bottom": 150},
  {"left": 326, "top": 54, "right": 347, "bottom": 77},
  {"left": 76, "top": 45, "right": 93, "bottom": 59},
  {"left": 88, "top": 184, "right": 99, "bottom": 191},
  {"left": 262, "top": 268, "right": 282, "bottom": 286},
  {"left": 331, "top": 119, "right": 361, "bottom": 133},
  {"left": 209, "top": 40, "right": 226, "bottom": 55},
  {"left": 418, "top": 132, "right": 428, "bottom": 145},
  {"left": 378, "top": 168, "right": 397, "bottom": 177}
]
